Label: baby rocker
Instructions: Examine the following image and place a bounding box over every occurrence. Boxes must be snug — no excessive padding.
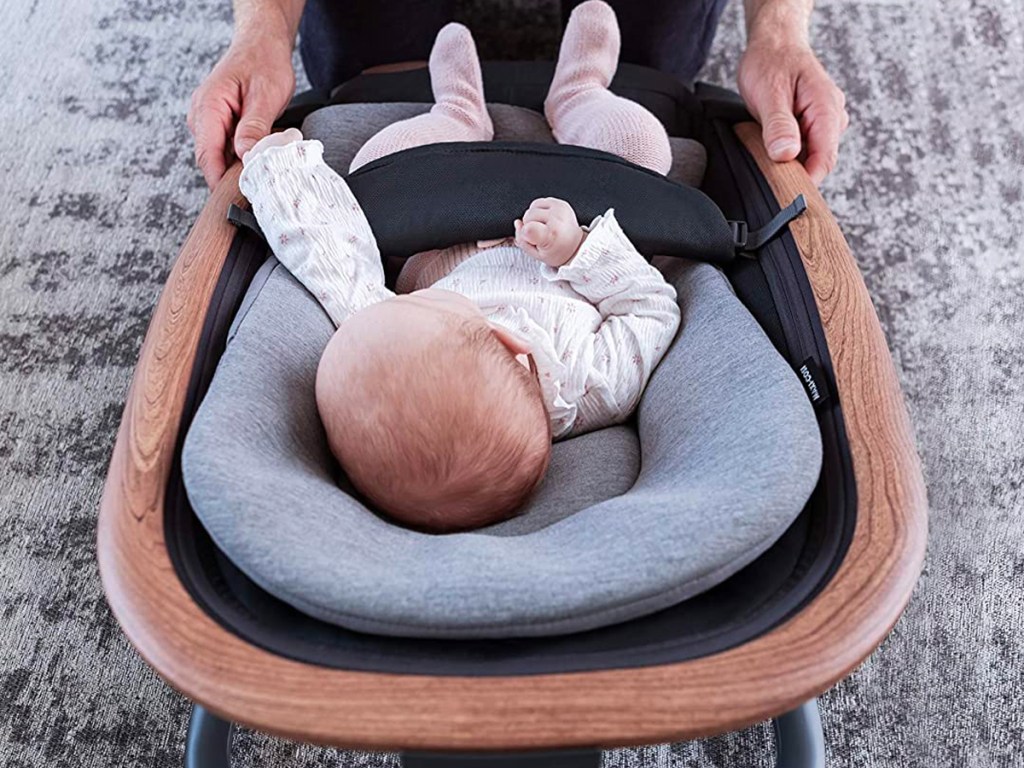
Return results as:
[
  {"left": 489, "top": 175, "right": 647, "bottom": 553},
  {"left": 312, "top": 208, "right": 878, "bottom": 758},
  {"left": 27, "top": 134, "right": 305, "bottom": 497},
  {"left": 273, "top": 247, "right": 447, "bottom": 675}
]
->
[{"left": 98, "top": 42, "right": 926, "bottom": 768}]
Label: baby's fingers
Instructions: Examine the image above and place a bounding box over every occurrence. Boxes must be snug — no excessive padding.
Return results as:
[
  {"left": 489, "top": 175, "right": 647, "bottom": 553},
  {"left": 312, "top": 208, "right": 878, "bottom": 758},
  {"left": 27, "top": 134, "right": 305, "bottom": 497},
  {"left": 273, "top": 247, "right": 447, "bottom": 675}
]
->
[
  {"left": 520, "top": 220, "right": 550, "bottom": 246},
  {"left": 522, "top": 207, "right": 550, "bottom": 225},
  {"left": 515, "top": 221, "right": 547, "bottom": 261}
]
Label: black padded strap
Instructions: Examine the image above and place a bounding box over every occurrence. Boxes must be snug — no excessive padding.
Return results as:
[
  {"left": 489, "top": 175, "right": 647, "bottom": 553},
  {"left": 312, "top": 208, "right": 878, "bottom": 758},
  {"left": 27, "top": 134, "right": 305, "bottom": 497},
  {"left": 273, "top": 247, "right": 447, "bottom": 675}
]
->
[{"left": 346, "top": 141, "right": 738, "bottom": 263}]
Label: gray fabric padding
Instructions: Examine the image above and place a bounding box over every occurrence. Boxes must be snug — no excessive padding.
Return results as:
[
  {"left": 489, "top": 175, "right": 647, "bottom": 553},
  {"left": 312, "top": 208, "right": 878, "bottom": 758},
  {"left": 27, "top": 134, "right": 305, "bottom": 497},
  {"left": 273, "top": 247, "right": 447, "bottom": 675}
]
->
[
  {"left": 302, "top": 102, "right": 707, "bottom": 186},
  {"left": 182, "top": 257, "right": 822, "bottom": 638},
  {"left": 226, "top": 256, "right": 279, "bottom": 345}
]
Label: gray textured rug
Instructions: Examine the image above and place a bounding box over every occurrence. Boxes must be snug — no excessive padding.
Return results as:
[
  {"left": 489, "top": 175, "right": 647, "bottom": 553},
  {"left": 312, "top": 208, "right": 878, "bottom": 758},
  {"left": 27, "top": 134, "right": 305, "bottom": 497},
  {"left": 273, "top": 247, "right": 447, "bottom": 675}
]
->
[{"left": 1, "top": 0, "right": 1022, "bottom": 766}]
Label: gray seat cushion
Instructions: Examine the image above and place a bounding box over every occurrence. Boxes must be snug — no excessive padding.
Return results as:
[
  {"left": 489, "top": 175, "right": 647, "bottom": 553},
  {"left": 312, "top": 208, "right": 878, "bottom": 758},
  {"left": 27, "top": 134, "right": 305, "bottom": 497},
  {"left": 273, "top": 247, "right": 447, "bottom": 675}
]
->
[
  {"left": 182, "top": 258, "right": 822, "bottom": 638},
  {"left": 180, "top": 102, "right": 820, "bottom": 638},
  {"left": 303, "top": 102, "right": 708, "bottom": 187}
]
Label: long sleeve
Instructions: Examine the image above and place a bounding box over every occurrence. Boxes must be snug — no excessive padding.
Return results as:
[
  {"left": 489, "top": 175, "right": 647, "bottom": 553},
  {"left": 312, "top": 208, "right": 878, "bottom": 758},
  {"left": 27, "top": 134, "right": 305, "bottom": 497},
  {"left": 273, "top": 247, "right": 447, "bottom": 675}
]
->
[
  {"left": 238, "top": 139, "right": 393, "bottom": 326},
  {"left": 541, "top": 209, "right": 681, "bottom": 436}
]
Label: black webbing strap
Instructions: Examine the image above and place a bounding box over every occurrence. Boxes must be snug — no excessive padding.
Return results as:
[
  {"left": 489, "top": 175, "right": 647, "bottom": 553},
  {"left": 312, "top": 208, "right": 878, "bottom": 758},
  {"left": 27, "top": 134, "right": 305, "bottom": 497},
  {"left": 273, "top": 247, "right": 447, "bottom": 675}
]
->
[
  {"left": 227, "top": 204, "right": 265, "bottom": 241},
  {"left": 732, "top": 195, "right": 807, "bottom": 256}
]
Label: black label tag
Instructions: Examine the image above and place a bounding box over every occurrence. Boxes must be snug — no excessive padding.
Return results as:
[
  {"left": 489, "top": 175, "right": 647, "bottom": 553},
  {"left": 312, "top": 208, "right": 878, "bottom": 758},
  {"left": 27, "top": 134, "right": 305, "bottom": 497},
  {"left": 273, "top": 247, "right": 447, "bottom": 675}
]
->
[{"left": 797, "top": 357, "right": 831, "bottom": 409}]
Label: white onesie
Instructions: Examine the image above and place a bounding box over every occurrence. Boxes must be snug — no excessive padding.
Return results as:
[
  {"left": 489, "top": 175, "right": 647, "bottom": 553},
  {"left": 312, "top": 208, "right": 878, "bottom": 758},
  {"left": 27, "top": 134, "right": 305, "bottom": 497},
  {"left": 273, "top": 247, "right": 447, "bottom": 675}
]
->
[{"left": 239, "top": 140, "right": 681, "bottom": 440}]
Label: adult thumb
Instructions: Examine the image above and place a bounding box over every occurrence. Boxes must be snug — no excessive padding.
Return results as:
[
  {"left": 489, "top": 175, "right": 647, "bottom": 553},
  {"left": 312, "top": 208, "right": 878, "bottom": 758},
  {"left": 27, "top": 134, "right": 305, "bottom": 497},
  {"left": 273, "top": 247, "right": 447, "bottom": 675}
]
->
[
  {"left": 233, "top": 96, "right": 274, "bottom": 160},
  {"left": 759, "top": 92, "right": 802, "bottom": 162}
]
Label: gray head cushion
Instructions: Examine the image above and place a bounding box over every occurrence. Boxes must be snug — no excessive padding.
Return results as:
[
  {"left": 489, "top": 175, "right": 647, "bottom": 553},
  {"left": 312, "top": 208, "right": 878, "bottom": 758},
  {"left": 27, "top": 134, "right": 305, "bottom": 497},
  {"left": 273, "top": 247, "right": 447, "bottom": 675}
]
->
[{"left": 180, "top": 102, "right": 819, "bottom": 638}]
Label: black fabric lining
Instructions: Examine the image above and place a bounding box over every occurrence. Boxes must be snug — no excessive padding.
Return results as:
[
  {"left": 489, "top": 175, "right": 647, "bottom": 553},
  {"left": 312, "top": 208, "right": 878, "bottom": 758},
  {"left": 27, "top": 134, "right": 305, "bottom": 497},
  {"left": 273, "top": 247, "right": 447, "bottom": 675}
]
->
[
  {"left": 708, "top": 114, "right": 857, "bottom": 621},
  {"left": 162, "top": 66, "right": 858, "bottom": 677},
  {"left": 164, "top": 230, "right": 274, "bottom": 635}
]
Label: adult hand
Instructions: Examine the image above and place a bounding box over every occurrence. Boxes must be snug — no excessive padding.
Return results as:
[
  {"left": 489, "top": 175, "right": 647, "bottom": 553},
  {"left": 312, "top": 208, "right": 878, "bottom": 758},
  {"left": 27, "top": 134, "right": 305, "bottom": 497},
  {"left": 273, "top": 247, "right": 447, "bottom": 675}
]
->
[
  {"left": 738, "top": 40, "right": 849, "bottom": 185},
  {"left": 187, "top": 37, "right": 295, "bottom": 188}
]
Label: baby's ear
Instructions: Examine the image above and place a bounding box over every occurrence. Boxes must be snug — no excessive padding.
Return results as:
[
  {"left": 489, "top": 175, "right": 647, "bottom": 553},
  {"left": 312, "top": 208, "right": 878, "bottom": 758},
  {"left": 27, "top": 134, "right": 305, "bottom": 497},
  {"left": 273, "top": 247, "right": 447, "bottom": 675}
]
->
[{"left": 489, "top": 323, "right": 531, "bottom": 356}]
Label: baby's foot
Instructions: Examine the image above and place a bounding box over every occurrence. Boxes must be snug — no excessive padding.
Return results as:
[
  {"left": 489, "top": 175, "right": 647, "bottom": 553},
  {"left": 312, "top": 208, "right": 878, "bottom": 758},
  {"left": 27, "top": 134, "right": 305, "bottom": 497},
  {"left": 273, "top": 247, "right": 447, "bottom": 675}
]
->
[
  {"left": 546, "top": 0, "right": 620, "bottom": 122},
  {"left": 543, "top": 1, "right": 671, "bottom": 174},
  {"left": 429, "top": 23, "right": 493, "bottom": 140}
]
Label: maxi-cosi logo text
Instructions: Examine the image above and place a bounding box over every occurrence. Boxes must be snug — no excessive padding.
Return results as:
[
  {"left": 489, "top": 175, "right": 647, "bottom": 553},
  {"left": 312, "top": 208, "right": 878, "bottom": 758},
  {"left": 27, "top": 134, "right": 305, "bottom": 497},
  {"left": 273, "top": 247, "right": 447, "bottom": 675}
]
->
[
  {"left": 797, "top": 357, "right": 830, "bottom": 408},
  {"left": 799, "top": 363, "right": 822, "bottom": 403}
]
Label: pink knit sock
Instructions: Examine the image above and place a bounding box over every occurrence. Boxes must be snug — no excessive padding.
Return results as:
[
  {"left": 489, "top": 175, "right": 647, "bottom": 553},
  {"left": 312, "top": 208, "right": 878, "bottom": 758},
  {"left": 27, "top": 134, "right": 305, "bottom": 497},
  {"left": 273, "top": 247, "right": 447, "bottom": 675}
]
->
[
  {"left": 545, "top": 0, "right": 672, "bottom": 175},
  {"left": 349, "top": 23, "right": 493, "bottom": 172}
]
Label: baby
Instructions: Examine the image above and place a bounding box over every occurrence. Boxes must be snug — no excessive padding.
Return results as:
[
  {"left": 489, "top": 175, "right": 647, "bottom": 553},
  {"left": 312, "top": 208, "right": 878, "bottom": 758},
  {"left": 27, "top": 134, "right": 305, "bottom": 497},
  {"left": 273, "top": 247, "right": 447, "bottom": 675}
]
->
[{"left": 239, "top": 1, "right": 681, "bottom": 532}]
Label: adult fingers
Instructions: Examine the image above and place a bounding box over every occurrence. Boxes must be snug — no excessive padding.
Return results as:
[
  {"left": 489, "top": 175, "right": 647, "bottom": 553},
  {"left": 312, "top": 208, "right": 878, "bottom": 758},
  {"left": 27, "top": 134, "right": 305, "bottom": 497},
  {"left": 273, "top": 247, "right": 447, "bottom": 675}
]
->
[
  {"left": 233, "top": 89, "right": 279, "bottom": 160},
  {"left": 751, "top": 84, "right": 803, "bottom": 162},
  {"left": 189, "top": 98, "right": 234, "bottom": 189},
  {"left": 800, "top": 97, "right": 846, "bottom": 185}
]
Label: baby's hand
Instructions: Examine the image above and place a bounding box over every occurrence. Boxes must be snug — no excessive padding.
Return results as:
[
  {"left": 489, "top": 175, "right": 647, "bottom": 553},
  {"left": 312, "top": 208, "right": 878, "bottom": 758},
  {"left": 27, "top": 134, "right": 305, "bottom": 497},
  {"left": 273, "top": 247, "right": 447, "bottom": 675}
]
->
[
  {"left": 241, "top": 127, "right": 304, "bottom": 166},
  {"left": 514, "top": 198, "right": 585, "bottom": 268}
]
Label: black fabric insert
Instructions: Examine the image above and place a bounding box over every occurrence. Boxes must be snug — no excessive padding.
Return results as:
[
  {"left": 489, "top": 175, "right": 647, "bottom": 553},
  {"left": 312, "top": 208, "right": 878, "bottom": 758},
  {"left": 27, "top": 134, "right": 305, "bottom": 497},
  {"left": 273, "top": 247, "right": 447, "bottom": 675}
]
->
[{"left": 347, "top": 141, "right": 736, "bottom": 263}]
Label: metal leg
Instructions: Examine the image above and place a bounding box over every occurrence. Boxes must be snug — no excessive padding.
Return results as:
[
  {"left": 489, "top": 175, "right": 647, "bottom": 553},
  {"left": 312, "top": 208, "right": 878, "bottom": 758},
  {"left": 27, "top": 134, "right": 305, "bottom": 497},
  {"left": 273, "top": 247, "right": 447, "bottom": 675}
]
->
[
  {"left": 185, "top": 704, "right": 234, "bottom": 768},
  {"left": 773, "top": 698, "right": 826, "bottom": 768},
  {"left": 403, "top": 749, "right": 601, "bottom": 768}
]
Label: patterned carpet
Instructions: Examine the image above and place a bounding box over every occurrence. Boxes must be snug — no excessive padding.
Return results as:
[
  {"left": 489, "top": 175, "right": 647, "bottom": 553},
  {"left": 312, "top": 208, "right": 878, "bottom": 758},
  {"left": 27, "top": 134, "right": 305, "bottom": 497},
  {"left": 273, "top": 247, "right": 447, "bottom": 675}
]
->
[{"left": 1, "top": 0, "right": 1021, "bottom": 766}]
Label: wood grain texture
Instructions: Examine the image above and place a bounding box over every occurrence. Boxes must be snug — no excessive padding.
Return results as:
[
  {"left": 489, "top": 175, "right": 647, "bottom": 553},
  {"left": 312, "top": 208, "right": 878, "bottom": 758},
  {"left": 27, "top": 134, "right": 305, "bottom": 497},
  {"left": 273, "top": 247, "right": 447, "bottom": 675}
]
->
[
  {"left": 98, "top": 134, "right": 927, "bottom": 752},
  {"left": 362, "top": 61, "right": 427, "bottom": 74}
]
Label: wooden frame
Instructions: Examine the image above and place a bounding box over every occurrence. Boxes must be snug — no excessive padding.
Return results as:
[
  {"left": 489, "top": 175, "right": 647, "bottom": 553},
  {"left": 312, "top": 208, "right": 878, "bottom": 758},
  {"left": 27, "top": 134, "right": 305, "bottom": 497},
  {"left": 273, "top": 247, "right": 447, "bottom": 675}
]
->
[{"left": 97, "top": 123, "right": 927, "bottom": 752}]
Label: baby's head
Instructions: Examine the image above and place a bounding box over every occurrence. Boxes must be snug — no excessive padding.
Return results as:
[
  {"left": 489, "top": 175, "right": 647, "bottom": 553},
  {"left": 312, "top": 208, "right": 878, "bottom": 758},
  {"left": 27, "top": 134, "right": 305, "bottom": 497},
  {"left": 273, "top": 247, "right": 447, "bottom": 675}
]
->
[{"left": 316, "top": 289, "right": 551, "bottom": 533}]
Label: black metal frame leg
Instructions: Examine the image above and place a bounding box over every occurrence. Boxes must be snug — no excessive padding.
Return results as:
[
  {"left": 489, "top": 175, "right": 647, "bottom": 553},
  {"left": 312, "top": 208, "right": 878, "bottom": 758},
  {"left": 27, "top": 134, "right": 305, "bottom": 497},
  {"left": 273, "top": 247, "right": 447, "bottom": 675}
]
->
[
  {"left": 773, "top": 698, "right": 826, "bottom": 768},
  {"left": 403, "top": 750, "right": 601, "bottom": 768},
  {"left": 185, "top": 704, "right": 235, "bottom": 768}
]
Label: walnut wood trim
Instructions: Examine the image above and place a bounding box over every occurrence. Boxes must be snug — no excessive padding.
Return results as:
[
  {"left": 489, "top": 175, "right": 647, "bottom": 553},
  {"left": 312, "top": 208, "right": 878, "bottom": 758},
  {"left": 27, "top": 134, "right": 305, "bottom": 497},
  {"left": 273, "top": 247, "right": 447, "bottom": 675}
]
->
[
  {"left": 362, "top": 61, "right": 427, "bottom": 75},
  {"left": 98, "top": 138, "right": 927, "bottom": 752}
]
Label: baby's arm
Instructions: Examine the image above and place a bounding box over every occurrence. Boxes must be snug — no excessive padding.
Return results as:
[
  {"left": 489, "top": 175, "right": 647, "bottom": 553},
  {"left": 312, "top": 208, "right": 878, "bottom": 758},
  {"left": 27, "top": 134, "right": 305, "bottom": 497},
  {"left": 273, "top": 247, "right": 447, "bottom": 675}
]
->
[
  {"left": 239, "top": 129, "right": 393, "bottom": 326},
  {"left": 530, "top": 203, "right": 681, "bottom": 433}
]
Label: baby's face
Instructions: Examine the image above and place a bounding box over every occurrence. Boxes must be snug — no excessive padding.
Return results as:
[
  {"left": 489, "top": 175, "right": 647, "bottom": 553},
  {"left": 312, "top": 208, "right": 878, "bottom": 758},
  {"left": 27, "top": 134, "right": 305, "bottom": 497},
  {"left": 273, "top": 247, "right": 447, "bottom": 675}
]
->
[{"left": 340, "top": 288, "right": 532, "bottom": 364}]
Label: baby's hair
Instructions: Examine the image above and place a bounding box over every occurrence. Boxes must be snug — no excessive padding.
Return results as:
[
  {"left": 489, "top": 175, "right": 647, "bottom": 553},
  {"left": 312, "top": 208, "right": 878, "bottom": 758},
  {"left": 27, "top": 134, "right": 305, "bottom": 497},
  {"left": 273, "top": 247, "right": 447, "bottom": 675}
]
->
[{"left": 316, "top": 314, "right": 551, "bottom": 533}]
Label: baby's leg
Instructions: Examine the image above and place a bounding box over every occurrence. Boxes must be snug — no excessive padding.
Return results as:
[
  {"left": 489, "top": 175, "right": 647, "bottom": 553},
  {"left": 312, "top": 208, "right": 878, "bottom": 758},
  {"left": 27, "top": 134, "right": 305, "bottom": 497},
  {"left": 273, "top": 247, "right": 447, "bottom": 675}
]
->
[
  {"left": 349, "top": 23, "right": 493, "bottom": 172},
  {"left": 545, "top": 0, "right": 672, "bottom": 175}
]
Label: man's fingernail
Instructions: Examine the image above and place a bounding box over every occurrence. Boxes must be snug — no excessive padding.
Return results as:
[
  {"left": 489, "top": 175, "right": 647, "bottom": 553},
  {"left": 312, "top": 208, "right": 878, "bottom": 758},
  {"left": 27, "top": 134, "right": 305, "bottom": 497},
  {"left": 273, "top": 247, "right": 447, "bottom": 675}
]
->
[{"left": 768, "top": 139, "right": 799, "bottom": 158}]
